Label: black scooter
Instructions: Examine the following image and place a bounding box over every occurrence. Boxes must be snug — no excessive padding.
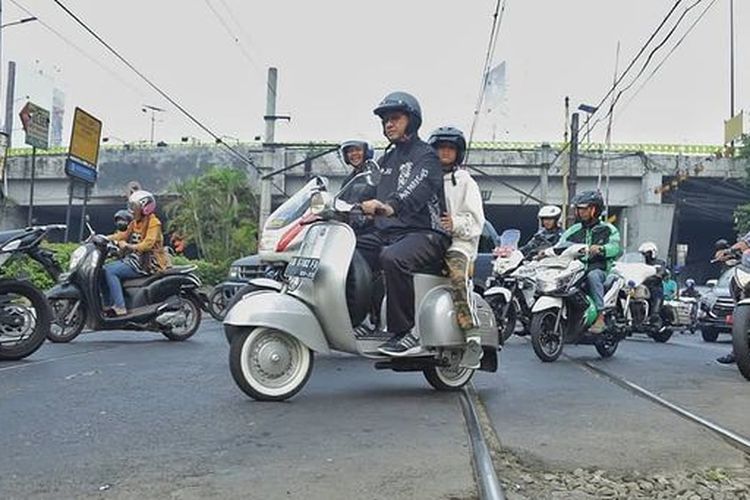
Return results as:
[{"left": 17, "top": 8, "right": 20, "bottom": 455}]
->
[
  {"left": 46, "top": 234, "right": 206, "bottom": 343},
  {"left": 0, "top": 225, "right": 65, "bottom": 360}
]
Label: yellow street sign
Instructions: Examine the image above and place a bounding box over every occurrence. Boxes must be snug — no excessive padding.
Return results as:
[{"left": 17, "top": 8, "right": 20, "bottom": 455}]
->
[{"left": 69, "top": 107, "right": 102, "bottom": 166}]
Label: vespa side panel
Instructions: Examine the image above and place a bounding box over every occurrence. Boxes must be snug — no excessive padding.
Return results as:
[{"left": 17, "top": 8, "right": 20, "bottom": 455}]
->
[
  {"left": 224, "top": 290, "right": 330, "bottom": 354},
  {"left": 289, "top": 222, "right": 358, "bottom": 353}
]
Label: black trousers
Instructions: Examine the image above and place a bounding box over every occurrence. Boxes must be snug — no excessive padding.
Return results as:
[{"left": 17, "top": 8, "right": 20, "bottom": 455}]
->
[{"left": 356, "top": 231, "right": 450, "bottom": 334}]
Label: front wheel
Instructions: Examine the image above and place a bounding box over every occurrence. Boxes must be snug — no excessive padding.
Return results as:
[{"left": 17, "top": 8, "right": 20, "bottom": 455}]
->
[
  {"left": 650, "top": 329, "right": 673, "bottom": 343},
  {"left": 0, "top": 280, "right": 51, "bottom": 361},
  {"left": 229, "top": 327, "right": 314, "bottom": 401},
  {"left": 731, "top": 305, "right": 750, "bottom": 381},
  {"left": 48, "top": 298, "right": 86, "bottom": 343},
  {"left": 530, "top": 308, "right": 565, "bottom": 362},
  {"left": 207, "top": 286, "right": 227, "bottom": 321},
  {"left": 487, "top": 295, "right": 516, "bottom": 344},
  {"left": 423, "top": 365, "right": 474, "bottom": 391},
  {"left": 595, "top": 338, "right": 619, "bottom": 358},
  {"left": 161, "top": 295, "right": 202, "bottom": 341}
]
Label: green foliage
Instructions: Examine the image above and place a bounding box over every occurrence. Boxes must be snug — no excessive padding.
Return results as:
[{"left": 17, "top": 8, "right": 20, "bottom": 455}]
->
[
  {"left": 172, "top": 255, "right": 228, "bottom": 286},
  {"left": 3, "top": 243, "right": 80, "bottom": 291},
  {"left": 166, "top": 167, "right": 258, "bottom": 264}
]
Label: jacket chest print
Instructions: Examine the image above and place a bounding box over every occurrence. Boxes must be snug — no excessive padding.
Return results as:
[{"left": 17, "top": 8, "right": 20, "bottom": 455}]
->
[{"left": 397, "top": 162, "right": 413, "bottom": 190}]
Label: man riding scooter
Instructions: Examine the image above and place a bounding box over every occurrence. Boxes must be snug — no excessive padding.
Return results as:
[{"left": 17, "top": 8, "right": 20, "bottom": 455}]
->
[
  {"left": 519, "top": 205, "right": 563, "bottom": 259},
  {"left": 355, "top": 91, "right": 450, "bottom": 356},
  {"left": 558, "top": 191, "right": 622, "bottom": 333}
]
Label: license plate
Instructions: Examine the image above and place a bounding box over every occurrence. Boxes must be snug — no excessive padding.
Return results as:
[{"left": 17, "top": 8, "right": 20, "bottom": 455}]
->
[{"left": 285, "top": 257, "right": 320, "bottom": 280}]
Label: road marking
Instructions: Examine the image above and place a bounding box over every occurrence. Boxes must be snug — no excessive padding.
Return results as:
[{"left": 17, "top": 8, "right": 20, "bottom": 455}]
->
[
  {"left": 570, "top": 357, "right": 750, "bottom": 455},
  {"left": 0, "top": 347, "right": 116, "bottom": 373},
  {"left": 460, "top": 384, "right": 506, "bottom": 500}
]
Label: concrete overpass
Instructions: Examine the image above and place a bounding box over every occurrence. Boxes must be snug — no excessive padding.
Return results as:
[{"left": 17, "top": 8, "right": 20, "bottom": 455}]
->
[{"left": 0, "top": 141, "right": 743, "bottom": 260}]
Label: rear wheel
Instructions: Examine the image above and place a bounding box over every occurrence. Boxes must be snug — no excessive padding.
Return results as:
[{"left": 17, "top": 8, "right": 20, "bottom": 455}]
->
[
  {"left": 207, "top": 286, "right": 227, "bottom": 321},
  {"left": 651, "top": 329, "right": 673, "bottom": 343},
  {"left": 0, "top": 280, "right": 51, "bottom": 361},
  {"left": 48, "top": 298, "right": 86, "bottom": 343},
  {"left": 423, "top": 365, "right": 474, "bottom": 391},
  {"left": 161, "top": 295, "right": 202, "bottom": 341},
  {"left": 731, "top": 305, "right": 750, "bottom": 381},
  {"left": 530, "top": 308, "right": 564, "bottom": 362},
  {"left": 701, "top": 327, "right": 719, "bottom": 342},
  {"left": 229, "top": 327, "right": 314, "bottom": 400}
]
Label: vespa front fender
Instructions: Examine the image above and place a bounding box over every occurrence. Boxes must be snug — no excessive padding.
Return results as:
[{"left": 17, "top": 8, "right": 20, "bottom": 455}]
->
[
  {"left": 223, "top": 291, "right": 330, "bottom": 354},
  {"left": 484, "top": 286, "right": 512, "bottom": 303},
  {"left": 532, "top": 296, "right": 563, "bottom": 313}
]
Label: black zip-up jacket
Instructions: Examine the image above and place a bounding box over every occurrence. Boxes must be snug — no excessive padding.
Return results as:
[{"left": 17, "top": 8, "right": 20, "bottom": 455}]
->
[
  {"left": 519, "top": 227, "right": 562, "bottom": 257},
  {"left": 374, "top": 136, "right": 448, "bottom": 236}
]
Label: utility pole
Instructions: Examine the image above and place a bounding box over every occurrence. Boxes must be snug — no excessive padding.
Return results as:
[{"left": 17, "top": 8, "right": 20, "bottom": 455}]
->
[
  {"left": 561, "top": 96, "right": 571, "bottom": 225},
  {"left": 259, "top": 67, "right": 278, "bottom": 231},
  {"left": 567, "top": 112, "right": 580, "bottom": 227},
  {"left": 142, "top": 104, "right": 165, "bottom": 145},
  {"left": 3, "top": 60, "right": 14, "bottom": 146},
  {"left": 730, "top": 0, "right": 735, "bottom": 119}
]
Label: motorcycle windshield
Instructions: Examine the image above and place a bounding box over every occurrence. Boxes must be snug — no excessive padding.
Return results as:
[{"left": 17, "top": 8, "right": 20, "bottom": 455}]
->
[
  {"left": 265, "top": 177, "right": 327, "bottom": 230},
  {"left": 498, "top": 229, "right": 521, "bottom": 249}
]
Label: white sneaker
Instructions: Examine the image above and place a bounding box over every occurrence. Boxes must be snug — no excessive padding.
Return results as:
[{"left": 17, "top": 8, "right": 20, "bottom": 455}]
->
[{"left": 459, "top": 336, "right": 483, "bottom": 369}]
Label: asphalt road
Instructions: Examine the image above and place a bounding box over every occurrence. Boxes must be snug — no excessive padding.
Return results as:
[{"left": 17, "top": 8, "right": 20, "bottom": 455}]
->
[
  {"left": 2, "top": 322, "right": 749, "bottom": 499},
  {"left": 0, "top": 321, "right": 474, "bottom": 500}
]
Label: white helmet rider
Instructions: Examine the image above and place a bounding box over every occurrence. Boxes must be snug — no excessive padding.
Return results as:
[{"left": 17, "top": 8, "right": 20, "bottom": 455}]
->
[
  {"left": 638, "top": 241, "right": 658, "bottom": 260},
  {"left": 537, "top": 205, "right": 562, "bottom": 222}
]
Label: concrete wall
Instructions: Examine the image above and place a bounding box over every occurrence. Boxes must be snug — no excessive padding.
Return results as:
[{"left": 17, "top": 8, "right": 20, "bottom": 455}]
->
[{"left": 621, "top": 204, "right": 676, "bottom": 255}]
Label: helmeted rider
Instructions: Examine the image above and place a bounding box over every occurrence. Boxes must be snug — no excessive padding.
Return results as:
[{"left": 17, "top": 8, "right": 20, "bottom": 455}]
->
[
  {"left": 114, "top": 209, "right": 133, "bottom": 233},
  {"left": 713, "top": 235, "right": 750, "bottom": 364},
  {"left": 558, "top": 190, "right": 622, "bottom": 333},
  {"left": 639, "top": 241, "right": 667, "bottom": 323},
  {"left": 425, "top": 126, "right": 486, "bottom": 368},
  {"left": 681, "top": 278, "right": 701, "bottom": 298},
  {"left": 355, "top": 91, "right": 450, "bottom": 357},
  {"left": 105, "top": 190, "right": 172, "bottom": 316},
  {"left": 339, "top": 139, "right": 377, "bottom": 205},
  {"left": 519, "top": 205, "right": 563, "bottom": 258}
]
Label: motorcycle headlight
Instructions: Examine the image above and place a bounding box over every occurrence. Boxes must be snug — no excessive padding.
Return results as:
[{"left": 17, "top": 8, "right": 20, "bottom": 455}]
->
[
  {"left": 68, "top": 246, "right": 87, "bottom": 271},
  {"left": 228, "top": 266, "right": 240, "bottom": 279},
  {"left": 537, "top": 270, "right": 576, "bottom": 293},
  {"left": 310, "top": 191, "right": 332, "bottom": 215}
]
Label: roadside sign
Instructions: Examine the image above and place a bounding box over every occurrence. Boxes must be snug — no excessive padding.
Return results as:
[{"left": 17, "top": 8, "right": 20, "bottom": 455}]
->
[
  {"left": 65, "top": 157, "right": 98, "bottom": 184},
  {"left": 69, "top": 107, "right": 102, "bottom": 166},
  {"left": 19, "top": 101, "right": 50, "bottom": 150},
  {"left": 65, "top": 107, "right": 102, "bottom": 184},
  {"left": 725, "top": 111, "right": 747, "bottom": 144}
]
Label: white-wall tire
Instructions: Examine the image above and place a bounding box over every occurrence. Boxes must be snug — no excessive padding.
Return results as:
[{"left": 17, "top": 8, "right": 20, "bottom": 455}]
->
[{"left": 229, "top": 327, "right": 314, "bottom": 401}]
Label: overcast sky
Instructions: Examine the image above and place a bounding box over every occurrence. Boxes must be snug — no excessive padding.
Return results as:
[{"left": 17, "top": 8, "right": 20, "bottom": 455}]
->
[{"left": 2, "top": 0, "right": 748, "bottom": 148}]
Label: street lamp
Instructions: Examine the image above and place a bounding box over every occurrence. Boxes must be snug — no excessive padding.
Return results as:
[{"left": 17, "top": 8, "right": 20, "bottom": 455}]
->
[
  {"left": 142, "top": 104, "right": 166, "bottom": 145},
  {"left": 577, "top": 103, "right": 598, "bottom": 145}
]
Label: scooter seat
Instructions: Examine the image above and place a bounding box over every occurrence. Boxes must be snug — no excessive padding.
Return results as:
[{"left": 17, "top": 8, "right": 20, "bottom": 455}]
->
[
  {"left": 122, "top": 266, "right": 196, "bottom": 288},
  {"left": 0, "top": 228, "right": 30, "bottom": 247}
]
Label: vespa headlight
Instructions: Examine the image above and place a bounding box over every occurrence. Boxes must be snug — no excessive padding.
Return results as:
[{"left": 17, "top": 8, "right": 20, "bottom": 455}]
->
[
  {"left": 68, "top": 246, "right": 87, "bottom": 271},
  {"left": 228, "top": 266, "right": 240, "bottom": 279},
  {"left": 310, "top": 191, "right": 332, "bottom": 215}
]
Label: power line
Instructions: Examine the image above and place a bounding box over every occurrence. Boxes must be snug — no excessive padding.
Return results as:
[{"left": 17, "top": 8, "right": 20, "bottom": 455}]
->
[
  {"left": 8, "top": 0, "right": 148, "bottom": 99},
  {"left": 202, "top": 0, "right": 264, "bottom": 77},
  {"left": 585, "top": 0, "right": 707, "bottom": 139},
  {"left": 550, "top": 0, "right": 689, "bottom": 173},
  {"left": 615, "top": 0, "right": 719, "bottom": 121},
  {"left": 49, "top": 0, "right": 286, "bottom": 196}
]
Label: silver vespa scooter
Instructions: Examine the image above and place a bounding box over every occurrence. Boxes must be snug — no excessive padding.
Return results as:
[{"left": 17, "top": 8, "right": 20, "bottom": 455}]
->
[{"left": 224, "top": 171, "right": 500, "bottom": 401}]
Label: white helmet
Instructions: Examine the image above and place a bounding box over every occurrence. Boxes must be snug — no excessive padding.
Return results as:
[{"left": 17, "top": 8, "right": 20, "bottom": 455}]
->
[
  {"left": 537, "top": 205, "right": 562, "bottom": 220},
  {"left": 638, "top": 241, "right": 658, "bottom": 259}
]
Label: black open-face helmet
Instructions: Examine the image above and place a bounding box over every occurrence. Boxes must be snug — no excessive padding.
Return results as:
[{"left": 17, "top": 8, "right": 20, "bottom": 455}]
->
[
  {"left": 428, "top": 126, "right": 467, "bottom": 165},
  {"left": 373, "top": 91, "right": 422, "bottom": 134},
  {"left": 114, "top": 209, "right": 133, "bottom": 231},
  {"left": 572, "top": 190, "right": 605, "bottom": 217}
]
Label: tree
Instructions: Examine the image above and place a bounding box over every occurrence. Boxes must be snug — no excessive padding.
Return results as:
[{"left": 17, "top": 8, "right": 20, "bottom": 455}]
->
[{"left": 167, "top": 167, "right": 257, "bottom": 263}]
